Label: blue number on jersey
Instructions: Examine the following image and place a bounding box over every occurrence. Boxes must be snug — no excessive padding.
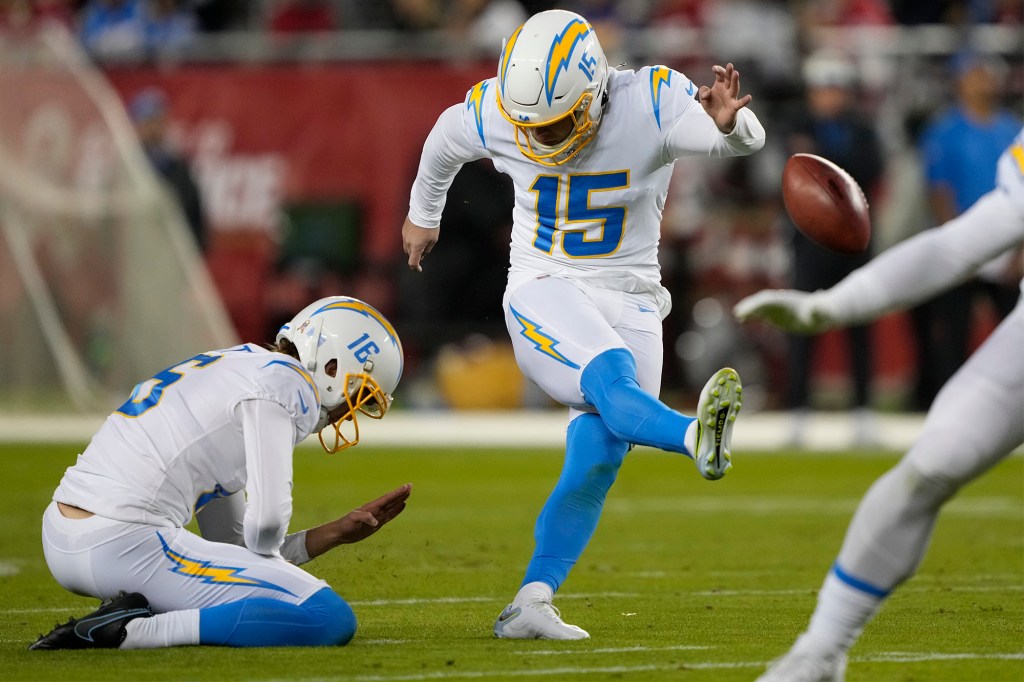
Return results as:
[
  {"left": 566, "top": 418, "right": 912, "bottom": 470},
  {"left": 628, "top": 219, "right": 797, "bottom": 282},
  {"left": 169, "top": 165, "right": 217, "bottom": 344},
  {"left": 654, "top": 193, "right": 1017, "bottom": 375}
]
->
[
  {"left": 529, "top": 171, "right": 629, "bottom": 258},
  {"left": 116, "top": 352, "right": 222, "bottom": 418}
]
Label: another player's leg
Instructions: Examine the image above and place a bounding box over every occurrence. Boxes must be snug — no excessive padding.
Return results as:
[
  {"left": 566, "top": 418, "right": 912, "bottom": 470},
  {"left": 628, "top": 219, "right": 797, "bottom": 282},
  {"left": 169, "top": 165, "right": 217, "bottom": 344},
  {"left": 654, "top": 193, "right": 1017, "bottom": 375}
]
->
[
  {"left": 757, "top": 305, "right": 1024, "bottom": 681},
  {"left": 494, "top": 412, "right": 626, "bottom": 640}
]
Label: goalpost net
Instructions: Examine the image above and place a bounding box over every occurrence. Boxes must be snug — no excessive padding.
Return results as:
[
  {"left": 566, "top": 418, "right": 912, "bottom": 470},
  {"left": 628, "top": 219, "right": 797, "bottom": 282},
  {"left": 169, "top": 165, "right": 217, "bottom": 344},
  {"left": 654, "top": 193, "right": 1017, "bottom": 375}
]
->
[{"left": 0, "top": 26, "right": 237, "bottom": 413}]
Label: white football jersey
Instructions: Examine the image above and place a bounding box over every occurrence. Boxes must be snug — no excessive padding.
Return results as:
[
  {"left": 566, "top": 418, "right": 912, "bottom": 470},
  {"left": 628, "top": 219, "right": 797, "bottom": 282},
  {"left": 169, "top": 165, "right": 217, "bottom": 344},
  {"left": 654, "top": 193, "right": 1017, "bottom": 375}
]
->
[
  {"left": 54, "top": 345, "right": 320, "bottom": 529},
  {"left": 409, "top": 66, "right": 765, "bottom": 311},
  {"left": 997, "top": 126, "right": 1024, "bottom": 217}
]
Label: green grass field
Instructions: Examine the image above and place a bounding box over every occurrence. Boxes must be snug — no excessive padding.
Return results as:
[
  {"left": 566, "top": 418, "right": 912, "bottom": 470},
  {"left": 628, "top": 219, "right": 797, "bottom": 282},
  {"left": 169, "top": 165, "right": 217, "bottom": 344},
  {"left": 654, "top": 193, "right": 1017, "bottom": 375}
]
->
[{"left": 0, "top": 442, "right": 1020, "bottom": 681}]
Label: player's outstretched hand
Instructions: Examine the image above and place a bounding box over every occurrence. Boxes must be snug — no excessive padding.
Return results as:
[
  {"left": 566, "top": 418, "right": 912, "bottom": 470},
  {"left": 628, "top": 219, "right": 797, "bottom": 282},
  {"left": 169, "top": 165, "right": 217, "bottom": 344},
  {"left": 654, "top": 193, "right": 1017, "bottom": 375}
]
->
[
  {"left": 304, "top": 483, "right": 412, "bottom": 559},
  {"left": 698, "top": 63, "right": 753, "bottom": 134},
  {"left": 403, "top": 217, "right": 438, "bottom": 272},
  {"left": 337, "top": 483, "right": 412, "bottom": 544},
  {"left": 733, "top": 289, "right": 837, "bottom": 334}
]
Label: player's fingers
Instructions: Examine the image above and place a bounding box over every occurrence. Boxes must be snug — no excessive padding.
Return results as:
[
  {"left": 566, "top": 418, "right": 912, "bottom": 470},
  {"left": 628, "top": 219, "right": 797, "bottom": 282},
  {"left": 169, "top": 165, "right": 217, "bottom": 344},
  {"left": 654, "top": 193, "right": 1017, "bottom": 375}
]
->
[
  {"left": 350, "top": 510, "right": 379, "bottom": 527},
  {"left": 378, "top": 502, "right": 407, "bottom": 523},
  {"left": 366, "top": 483, "right": 413, "bottom": 510},
  {"left": 698, "top": 85, "right": 711, "bottom": 102}
]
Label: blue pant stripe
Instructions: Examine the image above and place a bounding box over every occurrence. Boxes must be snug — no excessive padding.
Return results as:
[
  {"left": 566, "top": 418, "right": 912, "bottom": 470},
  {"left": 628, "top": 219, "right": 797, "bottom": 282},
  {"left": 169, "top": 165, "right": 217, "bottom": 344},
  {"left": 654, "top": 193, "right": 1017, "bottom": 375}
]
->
[{"left": 831, "top": 562, "right": 890, "bottom": 598}]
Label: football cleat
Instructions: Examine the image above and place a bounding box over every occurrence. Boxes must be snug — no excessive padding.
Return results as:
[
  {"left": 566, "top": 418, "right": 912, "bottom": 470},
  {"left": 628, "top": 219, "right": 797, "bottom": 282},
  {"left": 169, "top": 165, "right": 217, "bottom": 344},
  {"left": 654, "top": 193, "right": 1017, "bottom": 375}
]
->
[
  {"left": 693, "top": 367, "right": 742, "bottom": 480},
  {"left": 29, "top": 591, "right": 152, "bottom": 650},
  {"left": 493, "top": 601, "right": 590, "bottom": 640},
  {"left": 755, "top": 649, "right": 848, "bottom": 682}
]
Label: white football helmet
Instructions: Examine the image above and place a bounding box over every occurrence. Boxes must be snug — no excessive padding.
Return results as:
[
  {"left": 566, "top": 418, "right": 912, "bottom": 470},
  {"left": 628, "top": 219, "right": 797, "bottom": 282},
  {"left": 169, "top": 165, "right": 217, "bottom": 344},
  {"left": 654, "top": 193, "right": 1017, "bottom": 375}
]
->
[
  {"left": 277, "top": 296, "right": 403, "bottom": 453},
  {"left": 497, "top": 10, "right": 609, "bottom": 166}
]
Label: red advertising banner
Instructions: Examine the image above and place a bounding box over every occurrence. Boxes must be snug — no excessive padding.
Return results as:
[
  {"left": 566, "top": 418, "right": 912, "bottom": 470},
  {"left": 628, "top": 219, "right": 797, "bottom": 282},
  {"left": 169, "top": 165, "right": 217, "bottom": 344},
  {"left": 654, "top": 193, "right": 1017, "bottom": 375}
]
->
[{"left": 105, "top": 62, "right": 493, "bottom": 340}]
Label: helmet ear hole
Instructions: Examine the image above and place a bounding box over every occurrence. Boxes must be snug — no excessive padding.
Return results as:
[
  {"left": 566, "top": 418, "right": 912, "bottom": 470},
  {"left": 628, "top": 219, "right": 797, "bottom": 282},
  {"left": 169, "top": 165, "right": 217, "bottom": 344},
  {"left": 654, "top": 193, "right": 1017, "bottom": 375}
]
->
[{"left": 325, "top": 359, "right": 338, "bottom": 379}]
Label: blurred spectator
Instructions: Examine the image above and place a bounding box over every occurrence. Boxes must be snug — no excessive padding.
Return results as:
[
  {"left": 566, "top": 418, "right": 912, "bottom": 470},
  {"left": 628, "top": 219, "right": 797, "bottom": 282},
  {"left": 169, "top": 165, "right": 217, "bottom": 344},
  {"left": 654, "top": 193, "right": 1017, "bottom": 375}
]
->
[
  {"left": 388, "top": 0, "right": 443, "bottom": 30},
  {"left": 145, "top": 0, "right": 196, "bottom": 53},
  {"left": 800, "top": 0, "right": 893, "bottom": 27},
  {"left": 80, "top": 0, "right": 197, "bottom": 58},
  {"left": 652, "top": 0, "right": 707, "bottom": 27},
  {"left": 703, "top": 0, "right": 799, "bottom": 92},
  {"left": 448, "top": 0, "right": 526, "bottom": 52},
  {"left": 79, "top": 0, "right": 147, "bottom": 57},
  {"left": 913, "top": 49, "right": 1021, "bottom": 407},
  {"left": 129, "top": 87, "right": 209, "bottom": 252},
  {"left": 268, "top": 0, "right": 338, "bottom": 34},
  {"left": 780, "top": 51, "right": 884, "bottom": 445}
]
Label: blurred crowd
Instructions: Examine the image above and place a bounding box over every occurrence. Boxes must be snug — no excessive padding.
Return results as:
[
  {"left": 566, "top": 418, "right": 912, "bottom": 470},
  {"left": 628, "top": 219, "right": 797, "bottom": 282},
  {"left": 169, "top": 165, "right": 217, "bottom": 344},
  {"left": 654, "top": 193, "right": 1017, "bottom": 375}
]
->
[
  {"left": 1, "top": 0, "right": 1022, "bottom": 418},
  {"left": 0, "top": 0, "right": 1020, "bottom": 60}
]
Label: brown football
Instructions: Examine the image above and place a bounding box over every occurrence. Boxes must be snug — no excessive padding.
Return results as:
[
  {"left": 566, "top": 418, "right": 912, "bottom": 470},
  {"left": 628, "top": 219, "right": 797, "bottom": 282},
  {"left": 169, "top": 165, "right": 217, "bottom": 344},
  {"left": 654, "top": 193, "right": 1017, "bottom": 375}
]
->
[{"left": 782, "top": 153, "right": 870, "bottom": 254}]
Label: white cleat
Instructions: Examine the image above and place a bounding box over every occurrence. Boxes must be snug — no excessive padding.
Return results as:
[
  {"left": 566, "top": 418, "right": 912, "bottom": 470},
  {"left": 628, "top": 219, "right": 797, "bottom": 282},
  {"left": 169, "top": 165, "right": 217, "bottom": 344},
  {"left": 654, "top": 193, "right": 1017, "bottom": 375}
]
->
[
  {"left": 693, "top": 367, "right": 742, "bottom": 480},
  {"left": 493, "top": 601, "right": 590, "bottom": 640},
  {"left": 755, "top": 649, "right": 848, "bottom": 682}
]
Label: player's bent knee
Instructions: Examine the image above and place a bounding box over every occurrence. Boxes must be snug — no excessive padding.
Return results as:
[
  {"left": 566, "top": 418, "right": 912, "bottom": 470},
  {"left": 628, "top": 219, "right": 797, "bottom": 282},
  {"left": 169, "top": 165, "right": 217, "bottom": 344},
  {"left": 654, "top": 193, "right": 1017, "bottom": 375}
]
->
[
  {"left": 302, "top": 588, "right": 357, "bottom": 646},
  {"left": 580, "top": 348, "right": 637, "bottom": 411}
]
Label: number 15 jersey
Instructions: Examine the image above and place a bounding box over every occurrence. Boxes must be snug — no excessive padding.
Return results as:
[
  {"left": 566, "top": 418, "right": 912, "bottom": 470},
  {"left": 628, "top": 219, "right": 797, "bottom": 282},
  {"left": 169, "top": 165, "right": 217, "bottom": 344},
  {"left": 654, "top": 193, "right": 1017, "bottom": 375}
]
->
[{"left": 408, "top": 66, "right": 766, "bottom": 313}]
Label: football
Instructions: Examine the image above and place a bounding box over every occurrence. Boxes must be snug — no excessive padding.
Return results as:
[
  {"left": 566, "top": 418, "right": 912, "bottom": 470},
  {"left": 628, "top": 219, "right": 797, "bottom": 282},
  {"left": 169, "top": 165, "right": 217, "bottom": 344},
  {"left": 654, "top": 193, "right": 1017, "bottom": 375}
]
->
[{"left": 782, "top": 153, "right": 870, "bottom": 254}]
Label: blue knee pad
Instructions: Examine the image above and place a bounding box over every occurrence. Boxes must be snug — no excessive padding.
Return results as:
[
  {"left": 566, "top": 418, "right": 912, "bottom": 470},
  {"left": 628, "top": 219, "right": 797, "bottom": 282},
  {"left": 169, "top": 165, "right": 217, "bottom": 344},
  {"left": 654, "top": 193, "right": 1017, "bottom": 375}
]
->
[
  {"left": 523, "top": 413, "right": 628, "bottom": 591},
  {"left": 580, "top": 348, "right": 692, "bottom": 454},
  {"left": 199, "top": 587, "right": 356, "bottom": 647}
]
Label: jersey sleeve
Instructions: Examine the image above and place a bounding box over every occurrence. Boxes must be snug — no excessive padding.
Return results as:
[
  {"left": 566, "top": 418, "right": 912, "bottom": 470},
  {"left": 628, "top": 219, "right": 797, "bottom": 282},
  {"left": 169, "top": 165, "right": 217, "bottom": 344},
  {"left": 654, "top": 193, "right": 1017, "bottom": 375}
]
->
[
  {"left": 237, "top": 398, "right": 295, "bottom": 557},
  {"left": 997, "top": 128, "right": 1024, "bottom": 214},
  {"left": 825, "top": 188, "right": 1024, "bottom": 324},
  {"left": 638, "top": 65, "right": 765, "bottom": 162},
  {"left": 407, "top": 80, "right": 493, "bottom": 229}
]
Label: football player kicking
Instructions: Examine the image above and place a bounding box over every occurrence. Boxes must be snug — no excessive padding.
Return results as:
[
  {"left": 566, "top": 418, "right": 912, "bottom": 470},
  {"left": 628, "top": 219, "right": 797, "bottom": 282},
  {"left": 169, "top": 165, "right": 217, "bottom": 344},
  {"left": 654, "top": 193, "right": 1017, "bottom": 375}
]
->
[
  {"left": 735, "top": 128, "right": 1024, "bottom": 681},
  {"left": 31, "top": 297, "right": 410, "bottom": 650},
  {"left": 402, "top": 9, "right": 764, "bottom": 639}
]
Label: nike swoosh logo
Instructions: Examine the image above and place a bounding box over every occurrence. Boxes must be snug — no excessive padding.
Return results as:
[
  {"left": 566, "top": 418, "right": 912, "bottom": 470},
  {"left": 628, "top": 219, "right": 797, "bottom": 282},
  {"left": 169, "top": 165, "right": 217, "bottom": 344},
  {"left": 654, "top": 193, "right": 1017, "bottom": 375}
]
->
[
  {"left": 73, "top": 608, "right": 150, "bottom": 642},
  {"left": 297, "top": 391, "right": 309, "bottom": 415},
  {"left": 638, "top": 306, "right": 656, "bottom": 313},
  {"left": 497, "top": 608, "right": 519, "bottom": 623}
]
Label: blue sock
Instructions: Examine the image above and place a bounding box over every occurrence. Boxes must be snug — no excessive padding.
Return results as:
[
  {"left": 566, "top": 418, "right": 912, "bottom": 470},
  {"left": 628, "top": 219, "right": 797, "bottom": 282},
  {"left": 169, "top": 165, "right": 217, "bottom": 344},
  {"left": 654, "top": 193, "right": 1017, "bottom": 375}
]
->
[
  {"left": 198, "top": 587, "right": 356, "bottom": 647},
  {"left": 522, "top": 413, "right": 629, "bottom": 592},
  {"left": 580, "top": 347, "right": 695, "bottom": 455}
]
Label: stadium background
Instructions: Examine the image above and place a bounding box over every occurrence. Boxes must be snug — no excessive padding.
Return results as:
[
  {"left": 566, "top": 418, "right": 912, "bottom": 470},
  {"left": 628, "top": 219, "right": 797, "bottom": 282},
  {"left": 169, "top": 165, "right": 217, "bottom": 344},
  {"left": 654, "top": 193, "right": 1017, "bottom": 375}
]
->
[
  {"left": 0, "top": 1, "right": 1022, "bottom": 430},
  {"left": 0, "top": 4, "right": 1022, "bottom": 680}
]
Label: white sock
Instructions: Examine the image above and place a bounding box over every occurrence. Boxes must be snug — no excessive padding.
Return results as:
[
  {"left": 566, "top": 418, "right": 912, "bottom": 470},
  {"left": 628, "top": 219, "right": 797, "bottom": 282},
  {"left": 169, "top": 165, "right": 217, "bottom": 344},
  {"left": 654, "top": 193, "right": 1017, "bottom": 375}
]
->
[
  {"left": 513, "top": 581, "right": 553, "bottom": 607},
  {"left": 683, "top": 420, "right": 698, "bottom": 457},
  {"left": 800, "top": 571, "right": 884, "bottom": 655},
  {"left": 121, "top": 610, "right": 200, "bottom": 649}
]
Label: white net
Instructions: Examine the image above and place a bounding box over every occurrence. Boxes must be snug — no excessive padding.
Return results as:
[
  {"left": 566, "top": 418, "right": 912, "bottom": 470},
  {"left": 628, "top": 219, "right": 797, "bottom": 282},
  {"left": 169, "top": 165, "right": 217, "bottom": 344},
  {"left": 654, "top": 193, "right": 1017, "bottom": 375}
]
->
[{"left": 0, "top": 26, "right": 237, "bottom": 412}]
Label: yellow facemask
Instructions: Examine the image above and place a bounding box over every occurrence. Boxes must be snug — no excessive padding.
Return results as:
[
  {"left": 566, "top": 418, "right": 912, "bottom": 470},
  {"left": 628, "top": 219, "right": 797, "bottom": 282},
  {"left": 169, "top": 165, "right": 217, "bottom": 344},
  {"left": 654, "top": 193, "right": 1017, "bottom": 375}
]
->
[{"left": 318, "top": 373, "right": 392, "bottom": 453}]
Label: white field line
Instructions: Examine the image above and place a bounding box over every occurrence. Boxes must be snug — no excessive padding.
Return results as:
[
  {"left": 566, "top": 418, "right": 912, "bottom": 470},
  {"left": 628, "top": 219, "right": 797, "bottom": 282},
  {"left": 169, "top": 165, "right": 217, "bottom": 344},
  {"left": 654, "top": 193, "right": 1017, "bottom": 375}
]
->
[
  {"left": 513, "top": 645, "right": 712, "bottom": 656},
  {"left": 7, "top": 582, "right": 1021, "bottom": 615},
  {"left": 290, "top": 652, "right": 1024, "bottom": 681},
  {"left": 0, "top": 562, "right": 19, "bottom": 577},
  {"left": 605, "top": 495, "right": 1023, "bottom": 519}
]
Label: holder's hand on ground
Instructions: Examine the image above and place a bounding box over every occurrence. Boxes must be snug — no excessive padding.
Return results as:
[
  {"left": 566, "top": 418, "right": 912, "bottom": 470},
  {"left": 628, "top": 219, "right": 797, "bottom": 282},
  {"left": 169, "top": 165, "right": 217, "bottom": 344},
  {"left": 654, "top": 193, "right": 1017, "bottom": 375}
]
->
[
  {"left": 733, "top": 290, "right": 838, "bottom": 334},
  {"left": 698, "top": 63, "right": 752, "bottom": 134},
  {"left": 304, "top": 483, "right": 412, "bottom": 558},
  {"left": 403, "top": 217, "right": 437, "bottom": 272}
]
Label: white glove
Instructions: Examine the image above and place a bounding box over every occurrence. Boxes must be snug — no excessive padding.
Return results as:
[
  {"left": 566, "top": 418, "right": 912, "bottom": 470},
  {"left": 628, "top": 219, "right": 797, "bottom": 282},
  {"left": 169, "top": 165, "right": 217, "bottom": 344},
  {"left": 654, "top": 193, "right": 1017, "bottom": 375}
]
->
[{"left": 733, "top": 289, "right": 839, "bottom": 334}]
